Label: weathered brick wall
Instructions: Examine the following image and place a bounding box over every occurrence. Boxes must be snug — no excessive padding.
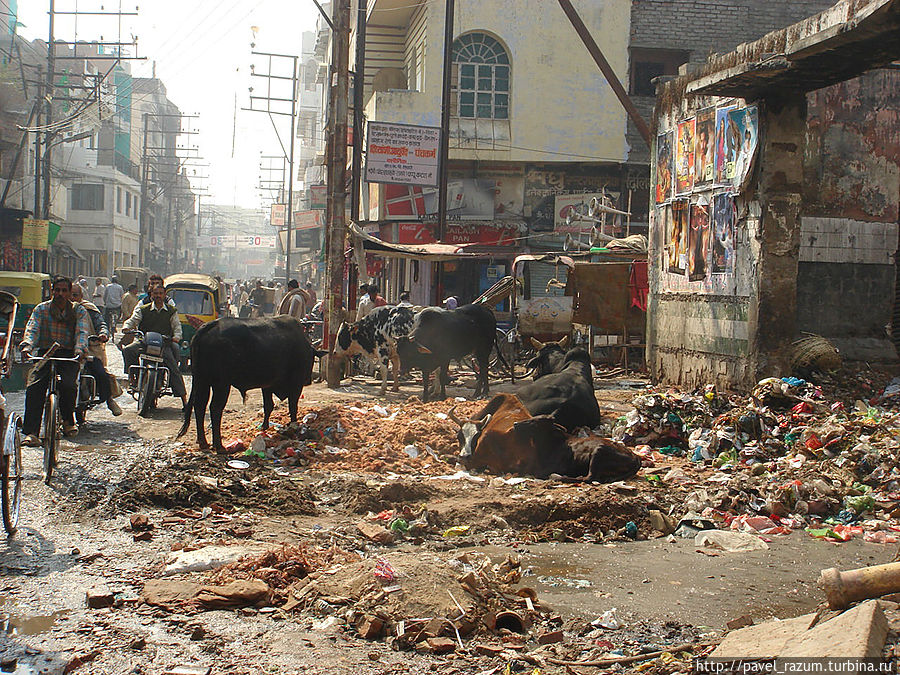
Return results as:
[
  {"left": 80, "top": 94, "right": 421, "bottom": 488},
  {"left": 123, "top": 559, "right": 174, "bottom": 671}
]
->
[{"left": 626, "top": 0, "right": 836, "bottom": 163}]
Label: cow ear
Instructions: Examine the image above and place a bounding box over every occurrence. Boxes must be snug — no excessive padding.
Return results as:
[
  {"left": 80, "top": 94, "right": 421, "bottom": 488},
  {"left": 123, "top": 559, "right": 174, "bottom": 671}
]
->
[
  {"left": 315, "top": 349, "right": 329, "bottom": 358},
  {"left": 415, "top": 343, "right": 432, "bottom": 354},
  {"left": 530, "top": 337, "right": 545, "bottom": 351},
  {"left": 557, "top": 335, "right": 569, "bottom": 349}
]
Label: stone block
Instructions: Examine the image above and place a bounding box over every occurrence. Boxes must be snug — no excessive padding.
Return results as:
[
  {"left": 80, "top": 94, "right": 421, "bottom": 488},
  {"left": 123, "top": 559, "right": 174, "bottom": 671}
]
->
[
  {"left": 782, "top": 601, "right": 888, "bottom": 658},
  {"left": 711, "top": 613, "right": 817, "bottom": 658},
  {"left": 86, "top": 585, "right": 115, "bottom": 609}
]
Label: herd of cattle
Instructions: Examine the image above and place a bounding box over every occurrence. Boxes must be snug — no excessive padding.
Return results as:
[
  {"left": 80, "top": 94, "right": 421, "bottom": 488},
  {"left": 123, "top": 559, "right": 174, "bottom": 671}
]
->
[{"left": 176, "top": 303, "right": 640, "bottom": 483}]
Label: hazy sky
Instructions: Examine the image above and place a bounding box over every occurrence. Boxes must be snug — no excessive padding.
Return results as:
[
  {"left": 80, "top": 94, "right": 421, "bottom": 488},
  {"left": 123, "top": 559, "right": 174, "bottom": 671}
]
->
[{"left": 16, "top": 0, "right": 321, "bottom": 210}]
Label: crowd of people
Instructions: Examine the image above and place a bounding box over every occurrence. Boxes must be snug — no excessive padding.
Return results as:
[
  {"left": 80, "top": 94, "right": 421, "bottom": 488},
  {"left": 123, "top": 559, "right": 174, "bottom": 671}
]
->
[
  {"left": 231, "top": 278, "right": 318, "bottom": 320},
  {"left": 19, "top": 274, "right": 188, "bottom": 446}
]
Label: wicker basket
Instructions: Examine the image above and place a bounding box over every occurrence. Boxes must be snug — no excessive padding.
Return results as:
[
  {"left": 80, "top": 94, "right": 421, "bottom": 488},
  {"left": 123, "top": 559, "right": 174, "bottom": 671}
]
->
[{"left": 790, "top": 333, "right": 841, "bottom": 373}]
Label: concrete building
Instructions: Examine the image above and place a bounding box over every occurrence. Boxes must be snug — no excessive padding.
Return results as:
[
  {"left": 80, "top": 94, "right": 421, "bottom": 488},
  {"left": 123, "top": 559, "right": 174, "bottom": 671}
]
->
[{"left": 646, "top": 0, "right": 900, "bottom": 389}]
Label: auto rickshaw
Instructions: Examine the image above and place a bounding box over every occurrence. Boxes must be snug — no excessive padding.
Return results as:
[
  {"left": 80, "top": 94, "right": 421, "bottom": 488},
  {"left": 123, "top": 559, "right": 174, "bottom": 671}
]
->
[
  {"left": 164, "top": 274, "right": 222, "bottom": 371},
  {"left": 114, "top": 267, "right": 150, "bottom": 293},
  {"left": 0, "top": 272, "right": 50, "bottom": 390}
]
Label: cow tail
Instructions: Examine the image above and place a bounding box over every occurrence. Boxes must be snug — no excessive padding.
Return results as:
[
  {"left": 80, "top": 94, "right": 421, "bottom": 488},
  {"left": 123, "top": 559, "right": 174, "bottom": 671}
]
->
[
  {"left": 176, "top": 387, "right": 194, "bottom": 438},
  {"left": 495, "top": 330, "right": 513, "bottom": 384}
]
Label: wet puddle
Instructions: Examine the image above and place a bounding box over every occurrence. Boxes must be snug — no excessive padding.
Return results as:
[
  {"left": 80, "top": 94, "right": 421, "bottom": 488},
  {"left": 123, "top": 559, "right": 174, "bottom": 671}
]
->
[{"left": 0, "top": 599, "right": 70, "bottom": 636}]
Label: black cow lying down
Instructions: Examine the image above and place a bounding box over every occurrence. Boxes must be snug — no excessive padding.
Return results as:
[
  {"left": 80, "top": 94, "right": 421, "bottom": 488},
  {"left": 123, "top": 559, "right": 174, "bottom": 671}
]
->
[
  {"left": 177, "top": 316, "right": 325, "bottom": 451},
  {"left": 450, "top": 393, "right": 640, "bottom": 482}
]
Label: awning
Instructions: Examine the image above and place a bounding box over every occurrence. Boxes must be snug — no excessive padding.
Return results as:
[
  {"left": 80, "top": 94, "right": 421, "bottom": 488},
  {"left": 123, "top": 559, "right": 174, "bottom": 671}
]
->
[
  {"left": 52, "top": 242, "right": 86, "bottom": 261},
  {"left": 350, "top": 223, "right": 509, "bottom": 261}
]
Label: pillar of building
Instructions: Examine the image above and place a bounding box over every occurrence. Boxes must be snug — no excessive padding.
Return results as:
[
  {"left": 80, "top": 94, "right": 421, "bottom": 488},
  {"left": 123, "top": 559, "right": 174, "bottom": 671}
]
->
[{"left": 752, "top": 93, "right": 806, "bottom": 378}]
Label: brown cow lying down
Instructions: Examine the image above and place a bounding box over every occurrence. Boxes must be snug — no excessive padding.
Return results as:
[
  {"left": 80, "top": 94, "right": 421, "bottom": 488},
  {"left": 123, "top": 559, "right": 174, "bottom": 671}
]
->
[{"left": 450, "top": 393, "right": 641, "bottom": 482}]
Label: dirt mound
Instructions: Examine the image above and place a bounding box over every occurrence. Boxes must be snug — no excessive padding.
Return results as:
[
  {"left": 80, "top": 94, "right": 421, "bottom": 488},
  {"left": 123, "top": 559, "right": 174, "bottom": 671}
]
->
[
  {"left": 111, "top": 452, "right": 318, "bottom": 515},
  {"left": 217, "top": 398, "right": 484, "bottom": 475}
]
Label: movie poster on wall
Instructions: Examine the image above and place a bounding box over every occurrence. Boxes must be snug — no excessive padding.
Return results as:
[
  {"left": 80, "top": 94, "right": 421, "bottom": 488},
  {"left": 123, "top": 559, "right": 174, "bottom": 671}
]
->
[
  {"left": 668, "top": 199, "right": 689, "bottom": 273},
  {"left": 694, "top": 109, "right": 715, "bottom": 187},
  {"left": 655, "top": 132, "right": 673, "bottom": 204},
  {"left": 675, "top": 119, "right": 696, "bottom": 195},
  {"left": 688, "top": 200, "right": 711, "bottom": 281},
  {"left": 728, "top": 105, "right": 759, "bottom": 190},
  {"left": 711, "top": 192, "right": 736, "bottom": 275},
  {"left": 714, "top": 105, "right": 737, "bottom": 184}
]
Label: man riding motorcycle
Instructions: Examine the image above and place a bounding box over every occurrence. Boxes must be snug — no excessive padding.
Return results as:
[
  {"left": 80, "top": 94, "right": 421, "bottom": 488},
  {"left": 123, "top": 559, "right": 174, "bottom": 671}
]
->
[
  {"left": 19, "top": 276, "right": 91, "bottom": 444},
  {"left": 121, "top": 284, "right": 188, "bottom": 410},
  {"left": 70, "top": 284, "right": 122, "bottom": 416}
]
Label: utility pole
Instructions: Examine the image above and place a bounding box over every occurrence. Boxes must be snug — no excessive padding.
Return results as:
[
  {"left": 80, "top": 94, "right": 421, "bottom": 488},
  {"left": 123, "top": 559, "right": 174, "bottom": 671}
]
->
[
  {"left": 350, "top": 0, "right": 366, "bottom": 223},
  {"left": 437, "top": 0, "right": 455, "bottom": 242},
  {"left": 244, "top": 51, "right": 300, "bottom": 285},
  {"left": 41, "top": 0, "right": 55, "bottom": 222},
  {"left": 435, "top": 0, "right": 455, "bottom": 304},
  {"left": 139, "top": 113, "right": 150, "bottom": 266},
  {"left": 325, "top": 0, "right": 351, "bottom": 387}
]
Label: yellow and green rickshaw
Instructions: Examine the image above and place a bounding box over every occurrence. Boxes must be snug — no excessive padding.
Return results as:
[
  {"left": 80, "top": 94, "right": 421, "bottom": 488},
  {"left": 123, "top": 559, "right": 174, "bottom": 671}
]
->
[
  {"left": 164, "top": 274, "right": 222, "bottom": 371},
  {"left": 0, "top": 272, "right": 51, "bottom": 390}
]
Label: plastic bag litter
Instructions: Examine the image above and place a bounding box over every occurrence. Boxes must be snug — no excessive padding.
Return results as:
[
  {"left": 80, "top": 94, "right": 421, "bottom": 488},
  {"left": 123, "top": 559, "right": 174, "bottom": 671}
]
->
[
  {"left": 696, "top": 530, "right": 769, "bottom": 552},
  {"left": 591, "top": 608, "right": 620, "bottom": 630}
]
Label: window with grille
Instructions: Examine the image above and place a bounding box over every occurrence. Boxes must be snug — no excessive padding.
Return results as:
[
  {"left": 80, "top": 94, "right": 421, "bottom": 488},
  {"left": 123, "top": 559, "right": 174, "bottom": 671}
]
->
[
  {"left": 452, "top": 33, "right": 509, "bottom": 120},
  {"left": 71, "top": 184, "right": 105, "bottom": 211}
]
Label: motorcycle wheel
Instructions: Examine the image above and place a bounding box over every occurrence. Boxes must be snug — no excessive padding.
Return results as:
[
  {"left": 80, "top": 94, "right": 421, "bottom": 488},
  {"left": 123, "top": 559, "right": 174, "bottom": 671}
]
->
[{"left": 138, "top": 369, "right": 157, "bottom": 417}]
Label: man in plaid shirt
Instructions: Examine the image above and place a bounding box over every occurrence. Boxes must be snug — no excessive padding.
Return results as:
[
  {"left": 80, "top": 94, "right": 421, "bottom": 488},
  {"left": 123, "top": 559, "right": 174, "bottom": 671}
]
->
[{"left": 19, "top": 276, "right": 91, "bottom": 444}]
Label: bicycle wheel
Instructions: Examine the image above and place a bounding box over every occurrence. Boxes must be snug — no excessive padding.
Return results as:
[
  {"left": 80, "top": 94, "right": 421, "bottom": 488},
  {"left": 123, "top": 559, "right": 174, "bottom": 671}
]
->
[
  {"left": 138, "top": 369, "right": 156, "bottom": 417},
  {"left": 42, "top": 393, "right": 59, "bottom": 484},
  {"left": 1, "top": 415, "right": 22, "bottom": 535}
]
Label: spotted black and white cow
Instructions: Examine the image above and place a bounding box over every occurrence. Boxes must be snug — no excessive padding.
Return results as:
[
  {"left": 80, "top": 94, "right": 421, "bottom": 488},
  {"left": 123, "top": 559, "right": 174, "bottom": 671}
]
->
[{"left": 333, "top": 305, "right": 415, "bottom": 394}]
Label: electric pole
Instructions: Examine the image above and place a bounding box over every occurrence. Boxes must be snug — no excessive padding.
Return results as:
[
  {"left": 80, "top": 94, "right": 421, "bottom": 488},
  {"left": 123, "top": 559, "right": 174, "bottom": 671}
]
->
[
  {"left": 325, "top": 0, "right": 351, "bottom": 387},
  {"left": 244, "top": 50, "right": 299, "bottom": 286}
]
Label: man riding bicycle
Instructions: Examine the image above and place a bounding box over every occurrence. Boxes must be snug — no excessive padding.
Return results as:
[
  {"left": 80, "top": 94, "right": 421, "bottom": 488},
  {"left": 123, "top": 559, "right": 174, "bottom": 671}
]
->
[
  {"left": 19, "top": 276, "right": 91, "bottom": 445},
  {"left": 121, "top": 284, "right": 188, "bottom": 410}
]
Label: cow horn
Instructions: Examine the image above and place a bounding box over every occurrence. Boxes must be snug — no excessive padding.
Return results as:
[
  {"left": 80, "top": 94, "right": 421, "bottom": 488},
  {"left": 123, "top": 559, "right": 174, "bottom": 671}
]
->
[
  {"left": 530, "top": 337, "right": 545, "bottom": 351},
  {"left": 447, "top": 405, "right": 464, "bottom": 427},
  {"left": 557, "top": 335, "right": 570, "bottom": 349}
]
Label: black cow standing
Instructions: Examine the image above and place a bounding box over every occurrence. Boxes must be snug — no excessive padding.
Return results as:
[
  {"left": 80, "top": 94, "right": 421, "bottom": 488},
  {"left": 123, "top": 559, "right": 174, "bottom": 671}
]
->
[
  {"left": 403, "top": 303, "right": 506, "bottom": 402},
  {"left": 177, "top": 316, "right": 324, "bottom": 451},
  {"left": 515, "top": 347, "right": 601, "bottom": 432}
]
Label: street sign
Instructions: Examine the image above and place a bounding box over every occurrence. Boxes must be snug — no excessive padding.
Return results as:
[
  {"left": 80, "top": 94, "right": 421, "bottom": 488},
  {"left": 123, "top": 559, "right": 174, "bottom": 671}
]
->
[
  {"left": 22, "top": 219, "right": 49, "bottom": 250},
  {"left": 271, "top": 203, "right": 287, "bottom": 226},
  {"left": 364, "top": 121, "right": 440, "bottom": 187}
]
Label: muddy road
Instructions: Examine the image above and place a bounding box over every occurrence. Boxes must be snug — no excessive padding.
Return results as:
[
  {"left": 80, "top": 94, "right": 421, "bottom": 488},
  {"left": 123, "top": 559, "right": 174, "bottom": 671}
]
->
[{"left": 0, "top": 355, "right": 896, "bottom": 674}]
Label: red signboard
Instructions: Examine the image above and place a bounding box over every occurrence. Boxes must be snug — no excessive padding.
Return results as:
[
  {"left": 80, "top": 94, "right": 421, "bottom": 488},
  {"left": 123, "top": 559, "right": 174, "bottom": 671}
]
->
[{"left": 396, "top": 222, "right": 517, "bottom": 246}]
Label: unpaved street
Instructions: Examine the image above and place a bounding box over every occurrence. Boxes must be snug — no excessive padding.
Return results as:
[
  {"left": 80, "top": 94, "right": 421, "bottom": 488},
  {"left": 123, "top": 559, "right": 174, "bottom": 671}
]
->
[{"left": 1, "top": 352, "right": 899, "bottom": 674}]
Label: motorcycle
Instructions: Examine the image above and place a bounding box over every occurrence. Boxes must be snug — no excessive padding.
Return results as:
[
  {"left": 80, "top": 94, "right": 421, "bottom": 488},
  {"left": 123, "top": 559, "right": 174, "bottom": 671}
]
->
[{"left": 125, "top": 330, "right": 173, "bottom": 416}]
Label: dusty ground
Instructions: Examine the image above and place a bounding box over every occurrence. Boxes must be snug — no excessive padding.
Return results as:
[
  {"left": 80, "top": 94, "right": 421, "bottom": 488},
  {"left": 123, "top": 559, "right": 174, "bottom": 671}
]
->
[{"left": 0, "top": 352, "right": 897, "bottom": 674}]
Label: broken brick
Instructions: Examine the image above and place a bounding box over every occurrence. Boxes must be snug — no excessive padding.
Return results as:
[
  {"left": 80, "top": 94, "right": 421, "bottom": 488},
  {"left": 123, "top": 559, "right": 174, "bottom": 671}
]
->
[
  {"left": 426, "top": 637, "right": 456, "bottom": 653},
  {"left": 86, "top": 585, "right": 114, "bottom": 609},
  {"left": 538, "top": 630, "right": 564, "bottom": 645}
]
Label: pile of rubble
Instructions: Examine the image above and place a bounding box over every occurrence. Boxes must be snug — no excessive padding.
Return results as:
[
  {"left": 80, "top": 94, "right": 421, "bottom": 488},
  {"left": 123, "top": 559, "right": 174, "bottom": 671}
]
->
[{"left": 217, "top": 399, "right": 483, "bottom": 475}]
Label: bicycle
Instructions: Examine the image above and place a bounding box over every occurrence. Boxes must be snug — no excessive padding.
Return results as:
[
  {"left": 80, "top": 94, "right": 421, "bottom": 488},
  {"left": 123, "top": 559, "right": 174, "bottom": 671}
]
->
[
  {"left": 0, "top": 290, "right": 22, "bottom": 535},
  {"left": 27, "top": 348, "right": 87, "bottom": 484}
]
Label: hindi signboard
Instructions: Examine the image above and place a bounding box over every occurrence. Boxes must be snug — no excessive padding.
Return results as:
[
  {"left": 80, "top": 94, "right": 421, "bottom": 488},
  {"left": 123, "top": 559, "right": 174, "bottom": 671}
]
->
[
  {"left": 293, "top": 210, "right": 323, "bottom": 230},
  {"left": 365, "top": 121, "right": 440, "bottom": 187},
  {"left": 270, "top": 203, "right": 287, "bottom": 227},
  {"left": 241, "top": 235, "right": 277, "bottom": 249},
  {"left": 22, "top": 219, "right": 49, "bottom": 250},
  {"left": 308, "top": 185, "right": 327, "bottom": 210}
]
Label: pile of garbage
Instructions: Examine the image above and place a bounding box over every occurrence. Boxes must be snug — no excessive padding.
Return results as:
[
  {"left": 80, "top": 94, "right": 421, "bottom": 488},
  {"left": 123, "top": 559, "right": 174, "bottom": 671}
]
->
[
  {"left": 613, "top": 372, "right": 900, "bottom": 543},
  {"left": 217, "top": 399, "right": 483, "bottom": 475}
]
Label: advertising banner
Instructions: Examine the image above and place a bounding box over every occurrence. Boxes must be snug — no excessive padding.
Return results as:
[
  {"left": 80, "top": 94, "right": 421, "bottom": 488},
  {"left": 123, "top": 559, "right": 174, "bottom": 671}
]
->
[
  {"left": 21, "top": 219, "right": 49, "bottom": 250},
  {"left": 728, "top": 105, "right": 759, "bottom": 190},
  {"left": 675, "top": 118, "right": 696, "bottom": 195},
  {"left": 365, "top": 121, "right": 440, "bottom": 187},
  {"left": 712, "top": 192, "right": 736, "bottom": 275},
  {"left": 308, "top": 185, "right": 327, "bottom": 210},
  {"left": 714, "top": 105, "right": 737, "bottom": 184},
  {"left": 241, "top": 235, "right": 277, "bottom": 249},
  {"left": 688, "top": 201, "right": 711, "bottom": 281},
  {"left": 694, "top": 108, "right": 716, "bottom": 187},
  {"left": 655, "top": 132, "right": 673, "bottom": 204},
  {"left": 667, "top": 199, "right": 689, "bottom": 273},
  {"left": 270, "top": 203, "right": 286, "bottom": 227},
  {"left": 397, "top": 222, "right": 518, "bottom": 246},
  {"left": 206, "top": 234, "right": 238, "bottom": 248},
  {"left": 293, "top": 210, "right": 323, "bottom": 230}
]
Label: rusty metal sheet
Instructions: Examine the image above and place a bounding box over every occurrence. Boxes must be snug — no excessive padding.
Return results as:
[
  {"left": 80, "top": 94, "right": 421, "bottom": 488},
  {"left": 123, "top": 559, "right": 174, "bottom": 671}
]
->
[{"left": 567, "top": 262, "right": 632, "bottom": 332}]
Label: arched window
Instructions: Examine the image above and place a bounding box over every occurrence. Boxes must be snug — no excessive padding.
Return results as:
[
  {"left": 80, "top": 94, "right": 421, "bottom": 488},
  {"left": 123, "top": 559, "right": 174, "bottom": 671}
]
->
[{"left": 452, "top": 33, "right": 509, "bottom": 120}]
